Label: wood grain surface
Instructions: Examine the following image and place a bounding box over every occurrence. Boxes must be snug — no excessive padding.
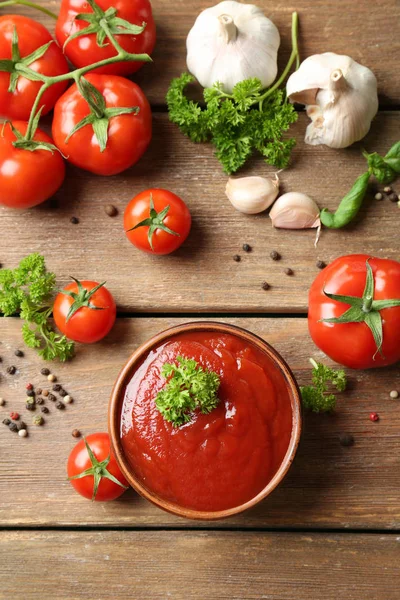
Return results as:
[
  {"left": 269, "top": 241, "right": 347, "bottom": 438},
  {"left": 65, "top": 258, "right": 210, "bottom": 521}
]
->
[
  {"left": 1, "top": 317, "right": 399, "bottom": 528},
  {"left": 1, "top": 531, "right": 400, "bottom": 600},
  {"left": 1, "top": 0, "right": 400, "bottom": 597},
  {"left": 5, "top": 0, "right": 400, "bottom": 107},
  {"left": 1, "top": 113, "right": 399, "bottom": 313}
]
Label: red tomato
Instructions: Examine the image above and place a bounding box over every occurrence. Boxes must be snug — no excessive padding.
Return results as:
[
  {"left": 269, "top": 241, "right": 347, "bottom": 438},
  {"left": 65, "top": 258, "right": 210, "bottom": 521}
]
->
[
  {"left": 124, "top": 188, "right": 192, "bottom": 255},
  {"left": 68, "top": 433, "right": 129, "bottom": 501},
  {"left": 52, "top": 74, "right": 152, "bottom": 175},
  {"left": 0, "top": 121, "right": 65, "bottom": 209},
  {"left": 309, "top": 254, "right": 400, "bottom": 369},
  {"left": 56, "top": 0, "right": 156, "bottom": 76},
  {"left": 0, "top": 15, "right": 69, "bottom": 120},
  {"left": 53, "top": 279, "right": 116, "bottom": 343}
]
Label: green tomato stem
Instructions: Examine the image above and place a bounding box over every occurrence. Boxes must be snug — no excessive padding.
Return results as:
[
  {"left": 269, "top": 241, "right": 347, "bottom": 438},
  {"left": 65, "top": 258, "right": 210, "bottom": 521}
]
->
[
  {"left": 23, "top": 47, "right": 151, "bottom": 140},
  {"left": 0, "top": 0, "right": 58, "bottom": 18},
  {"left": 9, "top": 0, "right": 152, "bottom": 146}
]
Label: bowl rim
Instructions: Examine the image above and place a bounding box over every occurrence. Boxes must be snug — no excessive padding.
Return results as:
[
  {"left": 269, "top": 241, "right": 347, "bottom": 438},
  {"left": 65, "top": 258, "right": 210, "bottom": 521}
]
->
[{"left": 108, "top": 320, "right": 302, "bottom": 520}]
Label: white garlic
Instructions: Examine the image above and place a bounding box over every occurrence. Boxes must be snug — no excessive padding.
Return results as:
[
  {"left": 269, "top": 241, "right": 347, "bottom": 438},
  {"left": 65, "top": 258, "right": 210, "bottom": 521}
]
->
[
  {"left": 270, "top": 192, "right": 320, "bottom": 229},
  {"left": 225, "top": 175, "right": 279, "bottom": 214},
  {"left": 286, "top": 53, "right": 378, "bottom": 148},
  {"left": 186, "top": 1, "right": 280, "bottom": 93}
]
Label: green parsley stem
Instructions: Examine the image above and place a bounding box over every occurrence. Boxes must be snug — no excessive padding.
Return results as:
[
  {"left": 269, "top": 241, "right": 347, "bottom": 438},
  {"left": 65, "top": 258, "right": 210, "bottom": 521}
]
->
[
  {"left": 0, "top": 0, "right": 57, "bottom": 19},
  {"left": 258, "top": 11, "right": 299, "bottom": 104}
]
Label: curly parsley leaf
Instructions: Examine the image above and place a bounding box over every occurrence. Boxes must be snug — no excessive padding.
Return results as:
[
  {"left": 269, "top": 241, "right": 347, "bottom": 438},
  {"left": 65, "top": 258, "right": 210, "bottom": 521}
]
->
[
  {"left": 155, "top": 355, "right": 221, "bottom": 427},
  {"left": 166, "top": 74, "right": 298, "bottom": 175},
  {"left": 300, "top": 358, "right": 347, "bottom": 413},
  {"left": 364, "top": 141, "right": 400, "bottom": 184},
  {"left": 0, "top": 253, "right": 74, "bottom": 361}
]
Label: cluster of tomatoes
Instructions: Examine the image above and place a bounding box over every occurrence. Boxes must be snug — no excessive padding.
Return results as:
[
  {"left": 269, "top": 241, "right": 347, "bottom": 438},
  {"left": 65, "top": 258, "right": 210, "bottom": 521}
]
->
[{"left": 0, "top": 0, "right": 156, "bottom": 208}]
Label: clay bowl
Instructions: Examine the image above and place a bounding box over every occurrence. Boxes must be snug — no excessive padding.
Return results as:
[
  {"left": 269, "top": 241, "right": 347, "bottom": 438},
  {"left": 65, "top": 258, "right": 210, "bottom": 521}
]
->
[{"left": 109, "top": 321, "right": 302, "bottom": 520}]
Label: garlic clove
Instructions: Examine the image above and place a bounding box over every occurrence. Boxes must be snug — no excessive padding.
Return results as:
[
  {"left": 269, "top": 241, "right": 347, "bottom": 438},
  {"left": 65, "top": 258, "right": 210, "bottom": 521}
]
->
[
  {"left": 186, "top": 1, "right": 280, "bottom": 94},
  {"left": 269, "top": 192, "right": 320, "bottom": 229},
  {"left": 226, "top": 175, "right": 279, "bottom": 214},
  {"left": 286, "top": 52, "right": 378, "bottom": 148}
]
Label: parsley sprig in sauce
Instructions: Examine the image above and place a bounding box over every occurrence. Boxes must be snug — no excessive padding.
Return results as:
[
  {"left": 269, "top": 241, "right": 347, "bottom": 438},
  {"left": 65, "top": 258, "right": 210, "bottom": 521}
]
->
[{"left": 155, "top": 356, "right": 221, "bottom": 427}]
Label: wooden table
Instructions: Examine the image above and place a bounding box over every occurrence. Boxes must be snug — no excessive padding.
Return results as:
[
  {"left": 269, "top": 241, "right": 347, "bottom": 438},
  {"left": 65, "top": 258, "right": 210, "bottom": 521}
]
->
[{"left": 1, "top": 1, "right": 400, "bottom": 598}]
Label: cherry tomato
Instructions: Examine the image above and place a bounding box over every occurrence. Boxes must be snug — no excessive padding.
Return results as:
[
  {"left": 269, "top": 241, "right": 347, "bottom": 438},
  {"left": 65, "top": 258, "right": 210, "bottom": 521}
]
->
[
  {"left": 0, "top": 15, "right": 69, "bottom": 120},
  {"left": 309, "top": 254, "right": 400, "bottom": 369},
  {"left": 52, "top": 74, "right": 152, "bottom": 176},
  {"left": 0, "top": 121, "right": 65, "bottom": 209},
  {"left": 124, "top": 188, "right": 192, "bottom": 255},
  {"left": 53, "top": 279, "right": 116, "bottom": 344},
  {"left": 68, "top": 433, "right": 129, "bottom": 501},
  {"left": 56, "top": 0, "right": 156, "bottom": 76}
]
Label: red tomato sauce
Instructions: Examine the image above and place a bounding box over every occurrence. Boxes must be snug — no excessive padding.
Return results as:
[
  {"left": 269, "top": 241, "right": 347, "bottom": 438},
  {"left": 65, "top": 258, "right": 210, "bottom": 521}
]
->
[{"left": 120, "top": 331, "right": 293, "bottom": 511}]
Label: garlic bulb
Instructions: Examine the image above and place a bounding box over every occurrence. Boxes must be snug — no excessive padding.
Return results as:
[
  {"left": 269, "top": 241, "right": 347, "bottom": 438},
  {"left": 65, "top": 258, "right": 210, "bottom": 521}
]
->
[
  {"left": 270, "top": 192, "right": 320, "bottom": 229},
  {"left": 226, "top": 175, "right": 279, "bottom": 214},
  {"left": 186, "top": 1, "right": 280, "bottom": 93},
  {"left": 286, "top": 53, "right": 378, "bottom": 148}
]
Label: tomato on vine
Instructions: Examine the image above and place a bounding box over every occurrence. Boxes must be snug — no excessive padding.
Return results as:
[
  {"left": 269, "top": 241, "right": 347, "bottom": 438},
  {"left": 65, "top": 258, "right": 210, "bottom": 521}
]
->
[
  {"left": 308, "top": 255, "right": 400, "bottom": 369},
  {"left": 68, "top": 433, "right": 129, "bottom": 501},
  {"left": 55, "top": 0, "right": 156, "bottom": 76},
  {"left": 52, "top": 74, "right": 152, "bottom": 176},
  {"left": 0, "top": 15, "right": 69, "bottom": 120},
  {"left": 124, "top": 189, "right": 192, "bottom": 255},
  {"left": 53, "top": 278, "right": 116, "bottom": 344},
  {"left": 0, "top": 120, "right": 65, "bottom": 209}
]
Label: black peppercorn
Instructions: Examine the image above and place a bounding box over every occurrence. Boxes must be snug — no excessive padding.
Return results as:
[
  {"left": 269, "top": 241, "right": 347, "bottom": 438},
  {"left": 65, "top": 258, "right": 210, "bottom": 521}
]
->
[
  {"left": 55, "top": 401, "right": 65, "bottom": 410},
  {"left": 48, "top": 393, "right": 56, "bottom": 402},
  {"left": 284, "top": 268, "right": 294, "bottom": 276},
  {"left": 41, "top": 368, "right": 50, "bottom": 376},
  {"left": 2, "top": 418, "right": 11, "bottom": 426},
  {"left": 339, "top": 433, "right": 355, "bottom": 447},
  {"left": 41, "top": 406, "right": 49, "bottom": 414},
  {"left": 242, "top": 243, "right": 251, "bottom": 253},
  {"left": 389, "top": 192, "right": 398, "bottom": 203},
  {"left": 72, "top": 429, "right": 81, "bottom": 438},
  {"left": 70, "top": 216, "right": 79, "bottom": 224},
  {"left": 233, "top": 254, "right": 241, "bottom": 262},
  {"left": 270, "top": 250, "right": 280, "bottom": 261},
  {"left": 36, "top": 388, "right": 42, "bottom": 395},
  {"left": 14, "top": 349, "right": 24, "bottom": 357},
  {"left": 59, "top": 389, "right": 68, "bottom": 397},
  {"left": 261, "top": 282, "right": 270, "bottom": 290},
  {"left": 6, "top": 366, "right": 16, "bottom": 375},
  {"left": 52, "top": 384, "right": 62, "bottom": 392},
  {"left": 26, "top": 389, "right": 35, "bottom": 397},
  {"left": 26, "top": 403, "right": 36, "bottom": 411},
  {"left": 105, "top": 204, "right": 118, "bottom": 217},
  {"left": 316, "top": 260, "right": 326, "bottom": 269},
  {"left": 17, "top": 421, "right": 27, "bottom": 431},
  {"left": 9, "top": 422, "right": 18, "bottom": 432},
  {"left": 36, "top": 397, "right": 44, "bottom": 405}
]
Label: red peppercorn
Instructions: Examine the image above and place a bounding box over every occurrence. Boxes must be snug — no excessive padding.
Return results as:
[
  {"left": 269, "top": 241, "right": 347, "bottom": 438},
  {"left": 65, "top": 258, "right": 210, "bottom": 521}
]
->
[
  {"left": 369, "top": 412, "right": 379, "bottom": 422},
  {"left": 26, "top": 383, "right": 33, "bottom": 391},
  {"left": 10, "top": 412, "right": 19, "bottom": 421}
]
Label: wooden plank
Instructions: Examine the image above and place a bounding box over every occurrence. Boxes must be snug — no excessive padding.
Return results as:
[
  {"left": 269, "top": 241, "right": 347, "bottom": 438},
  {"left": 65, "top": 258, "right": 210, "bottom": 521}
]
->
[
  {"left": 1, "top": 316, "right": 399, "bottom": 528},
  {"left": 1, "top": 113, "right": 399, "bottom": 313},
  {"left": 1, "top": 531, "right": 399, "bottom": 600},
  {"left": 4, "top": 1, "right": 400, "bottom": 107}
]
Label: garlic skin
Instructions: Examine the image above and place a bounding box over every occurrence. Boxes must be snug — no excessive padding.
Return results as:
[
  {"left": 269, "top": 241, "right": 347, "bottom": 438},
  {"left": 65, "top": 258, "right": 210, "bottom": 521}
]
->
[
  {"left": 286, "top": 53, "right": 378, "bottom": 148},
  {"left": 269, "top": 192, "right": 320, "bottom": 229},
  {"left": 226, "top": 175, "right": 279, "bottom": 214},
  {"left": 186, "top": 1, "right": 280, "bottom": 93}
]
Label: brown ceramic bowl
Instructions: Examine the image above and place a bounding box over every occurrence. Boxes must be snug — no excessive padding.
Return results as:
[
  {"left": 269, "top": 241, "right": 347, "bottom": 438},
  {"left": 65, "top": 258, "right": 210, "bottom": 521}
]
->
[{"left": 108, "top": 321, "right": 302, "bottom": 520}]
